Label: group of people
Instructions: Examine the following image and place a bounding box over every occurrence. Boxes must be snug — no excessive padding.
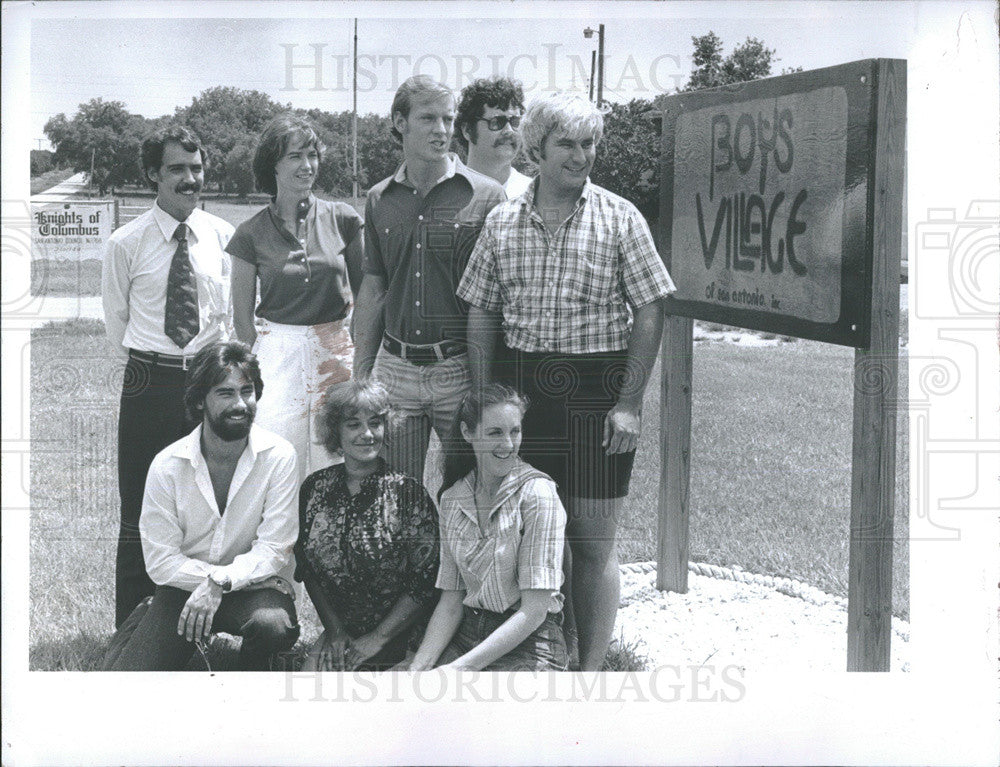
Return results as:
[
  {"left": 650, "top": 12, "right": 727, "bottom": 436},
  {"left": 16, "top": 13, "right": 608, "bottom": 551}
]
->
[{"left": 101, "top": 73, "right": 675, "bottom": 673}]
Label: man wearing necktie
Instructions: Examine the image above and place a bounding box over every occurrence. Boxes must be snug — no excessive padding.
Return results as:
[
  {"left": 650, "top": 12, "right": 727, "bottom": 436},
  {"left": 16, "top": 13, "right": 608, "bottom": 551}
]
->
[{"left": 102, "top": 125, "right": 236, "bottom": 628}]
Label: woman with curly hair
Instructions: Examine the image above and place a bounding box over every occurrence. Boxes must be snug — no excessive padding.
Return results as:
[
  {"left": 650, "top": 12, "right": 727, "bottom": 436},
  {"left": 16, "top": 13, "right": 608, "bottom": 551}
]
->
[{"left": 296, "top": 379, "right": 439, "bottom": 671}]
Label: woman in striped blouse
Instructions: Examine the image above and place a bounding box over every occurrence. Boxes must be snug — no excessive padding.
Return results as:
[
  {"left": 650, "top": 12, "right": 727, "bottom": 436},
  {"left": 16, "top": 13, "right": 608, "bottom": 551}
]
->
[{"left": 409, "top": 384, "right": 569, "bottom": 671}]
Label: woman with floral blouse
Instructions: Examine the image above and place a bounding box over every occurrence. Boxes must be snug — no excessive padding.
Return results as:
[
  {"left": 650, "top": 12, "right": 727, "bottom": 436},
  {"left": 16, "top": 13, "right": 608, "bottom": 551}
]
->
[
  {"left": 296, "top": 379, "right": 439, "bottom": 671},
  {"left": 409, "top": 383, "right": 569, "bottom": 671}
]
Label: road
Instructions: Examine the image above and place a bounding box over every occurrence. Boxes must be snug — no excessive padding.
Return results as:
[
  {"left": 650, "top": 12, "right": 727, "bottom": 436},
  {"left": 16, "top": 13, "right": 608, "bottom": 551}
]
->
[{"left": 30, "top": 172, "right": 92, "bottom": 203}]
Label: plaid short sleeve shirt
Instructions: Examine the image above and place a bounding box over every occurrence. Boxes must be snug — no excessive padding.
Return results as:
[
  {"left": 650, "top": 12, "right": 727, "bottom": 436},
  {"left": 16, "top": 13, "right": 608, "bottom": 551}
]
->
[{"left": 457, "top": 180, "right": 676, "bottom": 354}]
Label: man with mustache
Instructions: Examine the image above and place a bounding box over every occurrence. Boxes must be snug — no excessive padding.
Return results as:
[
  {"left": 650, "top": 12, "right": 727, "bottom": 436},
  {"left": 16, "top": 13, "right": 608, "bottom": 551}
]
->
[
  {"left": 352, "top": 75, "right": 505, "bottom": 485},
  {"left": 459, "top": 93, "right": 676, "bottom": 670},
  {"left": 103, "top": 341, "right": 300, "bottom": 671},
  {"left": 102, "top": 125, "right": 235, "bottom": 627},
  {"left": 456, "top": 76, "right": 532, "bottom": 198}
]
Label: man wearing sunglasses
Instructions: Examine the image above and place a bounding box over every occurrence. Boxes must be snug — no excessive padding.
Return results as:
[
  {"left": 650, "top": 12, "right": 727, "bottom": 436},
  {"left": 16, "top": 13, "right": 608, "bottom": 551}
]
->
[{"left": 456, "top": 77, "right": 533, "bottom": 198}]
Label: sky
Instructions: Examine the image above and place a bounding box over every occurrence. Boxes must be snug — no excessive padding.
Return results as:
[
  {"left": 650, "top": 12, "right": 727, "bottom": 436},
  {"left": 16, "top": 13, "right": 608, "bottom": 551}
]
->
[{"left": 28, "top": 2, "right": 922, "bottom": 148}]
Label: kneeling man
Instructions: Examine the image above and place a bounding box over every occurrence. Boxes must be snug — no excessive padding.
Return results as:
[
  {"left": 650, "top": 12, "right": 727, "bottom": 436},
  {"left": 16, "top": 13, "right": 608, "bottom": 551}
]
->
[{"left": 104, "top": 341, "right": 300, "bottom": 671}]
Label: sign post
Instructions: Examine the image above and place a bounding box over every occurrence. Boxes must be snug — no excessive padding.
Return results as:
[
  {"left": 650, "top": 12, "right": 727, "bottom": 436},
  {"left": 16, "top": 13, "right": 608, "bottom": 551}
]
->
[{"left": 655, "top": 59, "right": 906, "bottom": 671}]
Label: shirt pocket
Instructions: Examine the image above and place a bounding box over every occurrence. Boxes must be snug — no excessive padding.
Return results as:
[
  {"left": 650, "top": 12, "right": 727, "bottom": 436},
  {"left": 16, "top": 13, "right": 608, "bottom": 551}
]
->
[
  {"left": 563, "top": 229, "right": 618, "bottom": 306},
  {"left": 425, "top": 221, "right": 482, "bottom": 287}
]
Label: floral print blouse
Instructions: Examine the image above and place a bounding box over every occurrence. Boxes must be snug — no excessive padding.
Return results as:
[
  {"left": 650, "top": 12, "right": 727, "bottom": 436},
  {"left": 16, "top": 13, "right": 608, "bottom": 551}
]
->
[{"left": 294, "top": 460, "right": 440, "bottom": 636}]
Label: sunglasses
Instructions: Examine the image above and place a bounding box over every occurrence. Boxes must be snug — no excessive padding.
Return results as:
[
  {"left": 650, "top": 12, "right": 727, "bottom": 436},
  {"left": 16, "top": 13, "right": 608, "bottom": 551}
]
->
[{"left": 477, "top": 115, "right": 522, "bottom": 131}]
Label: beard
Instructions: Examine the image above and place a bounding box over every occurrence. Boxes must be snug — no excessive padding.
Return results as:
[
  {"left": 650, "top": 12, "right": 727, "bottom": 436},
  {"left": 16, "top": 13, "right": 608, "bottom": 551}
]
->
[{"left": 205, "top": 406, "right": 254, "bottom": 441}]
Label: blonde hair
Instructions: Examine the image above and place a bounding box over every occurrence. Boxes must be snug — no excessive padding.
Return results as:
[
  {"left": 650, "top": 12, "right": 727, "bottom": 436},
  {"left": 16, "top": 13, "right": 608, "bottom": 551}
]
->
[{"left": 520, "top": 92, "right": 604, "bottom": 165}]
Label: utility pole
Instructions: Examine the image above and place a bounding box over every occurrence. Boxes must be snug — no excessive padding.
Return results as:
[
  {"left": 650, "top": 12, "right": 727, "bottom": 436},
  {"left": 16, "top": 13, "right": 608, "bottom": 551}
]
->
[
  {"left": 352, "top": 18, "right": 359, "bottom": 199},
  {"left": 589, "top": 50, "right": 596, "bottom": 101},
  {"left": 583, "top": 24, "right": 605, "bottom": 108}
]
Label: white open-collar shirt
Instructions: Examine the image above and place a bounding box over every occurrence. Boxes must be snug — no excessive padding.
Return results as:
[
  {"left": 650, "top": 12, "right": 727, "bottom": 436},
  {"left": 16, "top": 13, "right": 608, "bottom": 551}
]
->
[{"left": 139, "top": 424, "right": 299, "bottom": 592}]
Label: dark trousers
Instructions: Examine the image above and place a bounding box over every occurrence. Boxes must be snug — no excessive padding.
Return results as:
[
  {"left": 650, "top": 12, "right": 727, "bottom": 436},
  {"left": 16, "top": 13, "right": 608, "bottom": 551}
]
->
[
  {"left": 103, "top": 586, "right": 300, "bottom": 671},
  {"left": 115, "top": 356, "right": 191, "bottom": 628}
]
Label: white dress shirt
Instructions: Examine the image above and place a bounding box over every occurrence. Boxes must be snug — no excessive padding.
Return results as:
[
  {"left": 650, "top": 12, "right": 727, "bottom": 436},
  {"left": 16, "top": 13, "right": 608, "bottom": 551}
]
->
[
  {"left": 139, "top": 424, "right": 299, "bottom": 593},
  {"left": 102, "top": 201, "right": 235, "bottom": 358},
  {"left": 504, "top": 167, "right": 533, "bottom": 199}
]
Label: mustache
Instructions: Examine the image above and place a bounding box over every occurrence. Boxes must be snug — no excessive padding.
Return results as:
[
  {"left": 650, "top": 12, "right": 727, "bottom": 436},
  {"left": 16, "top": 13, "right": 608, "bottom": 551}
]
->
[
  {"left": 175, "top": 181, "right": 202, "bottom": 193},
  {"left": 493, "top": 135, "right": 518, "bottom": 148}
]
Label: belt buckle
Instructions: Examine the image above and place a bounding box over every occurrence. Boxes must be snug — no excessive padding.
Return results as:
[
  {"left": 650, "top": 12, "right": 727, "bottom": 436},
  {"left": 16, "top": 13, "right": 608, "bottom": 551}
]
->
[{"left": 181, "top": 354, "right": 191, "bottom": 371}]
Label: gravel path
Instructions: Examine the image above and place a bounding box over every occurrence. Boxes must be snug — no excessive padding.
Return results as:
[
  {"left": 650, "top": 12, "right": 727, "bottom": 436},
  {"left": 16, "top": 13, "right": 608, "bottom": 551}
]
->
[{"left": 614, "top": 562, "right": 911, "bottom": 672}]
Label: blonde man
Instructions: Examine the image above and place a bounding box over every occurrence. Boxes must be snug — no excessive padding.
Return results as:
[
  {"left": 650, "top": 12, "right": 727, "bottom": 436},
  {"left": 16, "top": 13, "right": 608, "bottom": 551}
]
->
[{"left": 459, "top": 92, "right": 676, "bottom": 670}]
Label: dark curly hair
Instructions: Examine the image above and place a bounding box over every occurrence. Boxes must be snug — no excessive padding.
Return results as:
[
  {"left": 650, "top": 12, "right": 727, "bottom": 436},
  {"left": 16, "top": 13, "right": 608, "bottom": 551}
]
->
[
  {"left": 183, "top": 341, "right": 264, "bottom": 424},
  {"left": 455, "top": 76, "right": 525, "bottom": 150}
]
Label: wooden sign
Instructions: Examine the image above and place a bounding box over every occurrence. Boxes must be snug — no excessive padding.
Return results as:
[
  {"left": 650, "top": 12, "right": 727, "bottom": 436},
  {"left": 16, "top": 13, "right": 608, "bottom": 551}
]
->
[
  {"left": 659, "top": 59, "right": 890, "bottom": 347},
  {"left": 656, "top": 59, "right": 906, "bottom": 672}
]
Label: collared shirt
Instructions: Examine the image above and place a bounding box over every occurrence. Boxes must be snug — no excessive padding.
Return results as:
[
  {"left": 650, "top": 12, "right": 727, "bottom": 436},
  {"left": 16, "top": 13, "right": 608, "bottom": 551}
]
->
[
  {"left": 226, "top": 196, "right": 363, "bottom": 325},
  {"left": 504, "top": 167, "right": 533, "bottom": 199},
  {"left": 363, "top": 153, "right": 505, "bottom": 345},
  {"left": 140, "top": 424, "right": 299, "bottom": 593},
  {"left": 436, "top": 460, "right": 565, "bottom": 613},
  {"left": 102, "top": 201, "right": 234, "bottom": 358},
  {"left": 458, "top": 179, "right": 677, "bottom": 354}
]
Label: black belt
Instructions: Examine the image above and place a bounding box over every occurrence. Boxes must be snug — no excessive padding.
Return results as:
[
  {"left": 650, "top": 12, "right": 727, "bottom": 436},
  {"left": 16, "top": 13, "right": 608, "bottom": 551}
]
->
[
  {"left": 382, "top": 334, "right": 466, "bottom": 365},
  {"left": 128, "top": 348, "right": 196, "bottom": 370}
]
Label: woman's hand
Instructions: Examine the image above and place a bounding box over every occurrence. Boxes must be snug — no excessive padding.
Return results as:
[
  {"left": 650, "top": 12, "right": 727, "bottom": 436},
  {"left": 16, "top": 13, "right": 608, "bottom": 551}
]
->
[
  {"left": 343, "top": 631, "right": 387, "bottom": 671},
  {"left": 306, "top": 629, "right": 351, "bottom": 671}
]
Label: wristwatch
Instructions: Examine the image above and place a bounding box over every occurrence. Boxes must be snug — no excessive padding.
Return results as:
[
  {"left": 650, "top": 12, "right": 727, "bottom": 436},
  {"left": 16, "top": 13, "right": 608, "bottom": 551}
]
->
[{"left": 208, "top": 570, "right": 232, "bottom": 592}]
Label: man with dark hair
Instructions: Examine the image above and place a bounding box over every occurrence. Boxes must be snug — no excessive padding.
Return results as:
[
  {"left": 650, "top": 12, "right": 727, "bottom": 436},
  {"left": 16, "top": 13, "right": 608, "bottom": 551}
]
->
[
  {"left": 352, "top": 75, "right": 505, "bottom": 484},
  {"left": 103, "top": 341, "right": 300, "bottom": 671},
  {"left": 456, "top": 77, "right": 532, "bottom": 197},
  {"left": 102, "top": 124, "right": 235, "bottom": 627}
]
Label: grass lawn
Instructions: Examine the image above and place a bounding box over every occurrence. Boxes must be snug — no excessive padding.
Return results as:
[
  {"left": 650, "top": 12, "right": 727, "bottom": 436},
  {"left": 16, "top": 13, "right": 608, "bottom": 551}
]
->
[
  {"left": 619, "top": 339, "right": 909, "bottom": 618},
  {"left": 28, "top": 318, "right": 908, "bottom": 670},
  {"left": 32, "top": 259, "right": 102, "bottom": 296}
]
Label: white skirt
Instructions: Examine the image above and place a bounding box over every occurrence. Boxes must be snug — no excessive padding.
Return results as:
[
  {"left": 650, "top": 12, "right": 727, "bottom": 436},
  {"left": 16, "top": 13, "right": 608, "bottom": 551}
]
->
[{"left": 252, "top": 317, "right": 353, "bottom": 484}]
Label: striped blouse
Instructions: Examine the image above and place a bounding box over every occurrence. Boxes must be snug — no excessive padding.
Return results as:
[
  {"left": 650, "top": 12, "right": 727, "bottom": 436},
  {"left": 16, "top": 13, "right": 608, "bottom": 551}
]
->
[{"left": 436, "top": 460, "right": 566, "bottom": 613}]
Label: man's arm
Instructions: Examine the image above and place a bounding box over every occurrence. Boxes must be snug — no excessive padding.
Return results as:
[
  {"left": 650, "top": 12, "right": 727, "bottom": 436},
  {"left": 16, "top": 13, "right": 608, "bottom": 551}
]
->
[
  {"left": 351, "top": 273, "right": 387, "bottom": 378},
  {"left": 139, "top": 460, "right": 216, "bottom": 590},
  {"left": 215, "top": 444, "right": 299, "bottom": 591},
  {"left": 467, "top": 304, "right": 501, "bottom": 392},
  {"left": 603, "top": 300, "right": 665, "bottom": 455},
  {"left": 101, "top": 237, "right": 131, "bottom": 359}
]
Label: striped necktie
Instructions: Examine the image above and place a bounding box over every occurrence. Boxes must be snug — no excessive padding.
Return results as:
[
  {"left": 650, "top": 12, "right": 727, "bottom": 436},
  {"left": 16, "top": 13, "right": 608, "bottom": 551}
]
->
[{"left": 164, "top": 222, "right": 200, "bottom": 349}]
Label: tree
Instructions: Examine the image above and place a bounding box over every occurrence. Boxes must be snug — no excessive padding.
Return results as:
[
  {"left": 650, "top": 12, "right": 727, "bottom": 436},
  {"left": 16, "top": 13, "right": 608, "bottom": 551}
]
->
[
  {"left": 224, "top": 138, "right": 257, "bottom": 197},
  {"left": 685, "top": 31, "right": 725, "bottom": 92},
  {"left": 30, "top": 149, "right": 57, "bottom": 176},
  {"left": 304, "top": 108, "right": 354, "bottom": 196},
  {"left": 43, "top": 98, "right": 148, "bottom": 194},
  {"left": 590, "top": 99, "right": 661, "bottom": 221},
  {"left": 593, "top": 32, "right": 795, "bottom": 221},
  {"left": 356, "top": 113, "right": 400, "bottom": 191},
  {"left": 176, "top": 86, "right": 287, "bottom": 192},
  {"left": 680, "top": 33, "right": 777, "bottom": 92}
]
